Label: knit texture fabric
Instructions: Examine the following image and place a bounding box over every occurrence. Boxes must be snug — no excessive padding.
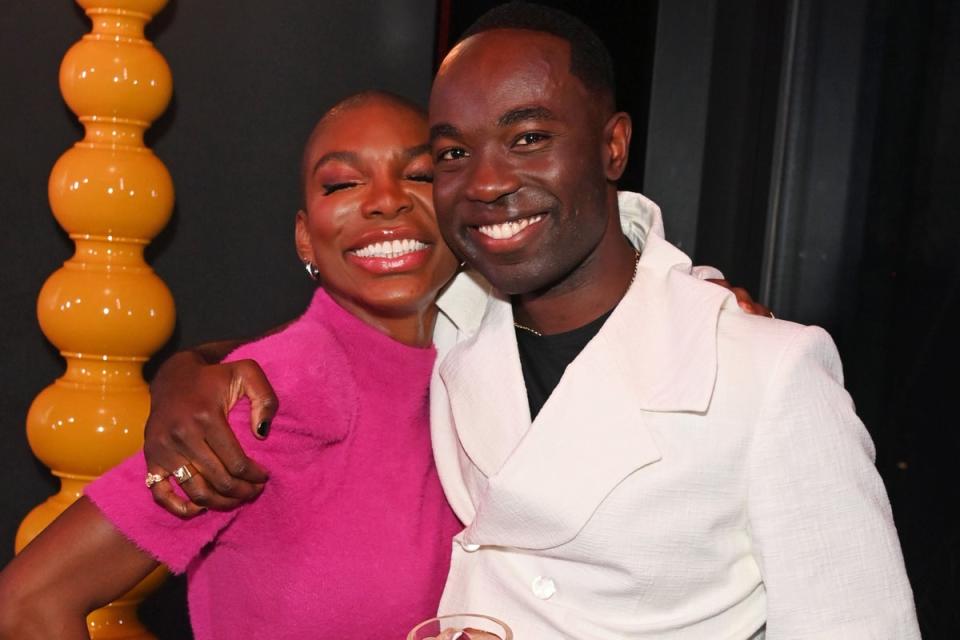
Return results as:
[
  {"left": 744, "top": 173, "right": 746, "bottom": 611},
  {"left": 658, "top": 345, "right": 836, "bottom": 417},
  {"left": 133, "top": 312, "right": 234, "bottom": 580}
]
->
[{"left": 86, "top": 288, "right": 463, "bottom": 639}]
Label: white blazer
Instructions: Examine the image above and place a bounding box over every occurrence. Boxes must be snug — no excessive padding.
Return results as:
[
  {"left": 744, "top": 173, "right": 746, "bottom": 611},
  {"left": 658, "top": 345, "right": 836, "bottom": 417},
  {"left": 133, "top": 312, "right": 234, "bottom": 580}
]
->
[{"left": 430, "top": 197, "right": 919, "bottom": 639}]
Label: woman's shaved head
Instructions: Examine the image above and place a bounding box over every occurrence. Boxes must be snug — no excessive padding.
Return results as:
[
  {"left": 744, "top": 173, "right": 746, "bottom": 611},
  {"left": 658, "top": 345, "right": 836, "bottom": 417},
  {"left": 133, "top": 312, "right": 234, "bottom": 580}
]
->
[{"left": 300, "top": 91, "right": 426, "bottom": 202}]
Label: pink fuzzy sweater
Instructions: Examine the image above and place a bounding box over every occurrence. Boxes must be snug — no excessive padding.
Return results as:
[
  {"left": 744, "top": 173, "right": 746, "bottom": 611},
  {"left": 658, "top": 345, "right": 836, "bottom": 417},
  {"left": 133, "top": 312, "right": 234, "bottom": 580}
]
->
[{"left": 86, "top": 288, "right": 463, "bottom": 639}]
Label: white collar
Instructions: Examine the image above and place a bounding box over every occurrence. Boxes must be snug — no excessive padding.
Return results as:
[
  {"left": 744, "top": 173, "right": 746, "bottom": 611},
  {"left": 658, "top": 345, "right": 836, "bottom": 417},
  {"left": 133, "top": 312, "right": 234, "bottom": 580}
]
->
[{"left": 433, "top": 190, "right": 666, "bottom": 336}]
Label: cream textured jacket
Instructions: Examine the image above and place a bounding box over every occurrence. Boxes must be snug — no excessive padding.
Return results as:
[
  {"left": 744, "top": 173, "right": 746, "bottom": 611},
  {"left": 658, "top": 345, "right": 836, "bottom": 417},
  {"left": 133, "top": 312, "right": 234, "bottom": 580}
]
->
[{"left": 430, "top": 193, "right": 919, "bottom": 639}]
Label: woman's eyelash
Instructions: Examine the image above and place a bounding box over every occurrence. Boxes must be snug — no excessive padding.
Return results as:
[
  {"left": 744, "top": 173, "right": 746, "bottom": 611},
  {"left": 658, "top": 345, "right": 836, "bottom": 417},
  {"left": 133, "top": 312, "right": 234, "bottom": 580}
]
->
[
  {"left": 322, "top": 182, "right": 358, "bottom": 195},
  {"left": 407, "top": 174, "right": 433, "bottom": 183}
]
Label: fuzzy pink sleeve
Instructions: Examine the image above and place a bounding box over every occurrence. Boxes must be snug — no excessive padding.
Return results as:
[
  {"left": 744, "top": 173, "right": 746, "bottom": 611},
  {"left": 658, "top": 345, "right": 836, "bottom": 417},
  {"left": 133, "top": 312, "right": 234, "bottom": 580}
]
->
[{"left": 85, "top": 450, "right": 240, "bottom": 574}]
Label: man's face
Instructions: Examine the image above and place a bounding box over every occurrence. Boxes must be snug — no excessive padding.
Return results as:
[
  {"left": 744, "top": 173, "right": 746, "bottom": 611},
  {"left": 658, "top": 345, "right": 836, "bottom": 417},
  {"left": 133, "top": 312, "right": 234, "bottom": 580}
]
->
[{"left": 429, "top": 29, "right": 614, "bottom": 295}]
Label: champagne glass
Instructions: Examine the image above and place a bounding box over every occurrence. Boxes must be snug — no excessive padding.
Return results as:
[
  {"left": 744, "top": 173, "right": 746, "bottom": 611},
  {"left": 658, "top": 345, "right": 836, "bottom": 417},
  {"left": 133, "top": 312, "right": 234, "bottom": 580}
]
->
[{"left": 406, "top": 613, "right": 513, "bottom": 640}]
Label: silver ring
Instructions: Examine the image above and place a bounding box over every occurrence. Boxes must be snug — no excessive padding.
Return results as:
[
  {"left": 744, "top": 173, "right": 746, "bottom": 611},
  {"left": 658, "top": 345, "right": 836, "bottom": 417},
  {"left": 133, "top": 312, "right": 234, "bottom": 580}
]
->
[
  {"left": 145, "top": 472, "right": 167, "bottom": 489},
  {"left": 171, "top": 464, "right": 196, "bottom": 485}
]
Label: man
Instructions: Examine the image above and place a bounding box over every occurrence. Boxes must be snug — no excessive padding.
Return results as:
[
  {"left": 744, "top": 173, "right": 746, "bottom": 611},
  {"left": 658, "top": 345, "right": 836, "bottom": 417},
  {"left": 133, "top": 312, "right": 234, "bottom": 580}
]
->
[
  {"left": 419, "top": 5, "right": 918, "bottom": 638},
  {"left": 143, "top": 4, "right": 917, "bottom": 638}
]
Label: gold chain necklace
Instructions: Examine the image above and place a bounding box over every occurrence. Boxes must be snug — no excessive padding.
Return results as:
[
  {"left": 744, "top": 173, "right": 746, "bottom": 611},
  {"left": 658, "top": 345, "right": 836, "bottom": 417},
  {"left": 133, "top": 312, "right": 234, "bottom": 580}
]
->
[{"left": 513, "top": 249, "right": 641, "bottom": 337}]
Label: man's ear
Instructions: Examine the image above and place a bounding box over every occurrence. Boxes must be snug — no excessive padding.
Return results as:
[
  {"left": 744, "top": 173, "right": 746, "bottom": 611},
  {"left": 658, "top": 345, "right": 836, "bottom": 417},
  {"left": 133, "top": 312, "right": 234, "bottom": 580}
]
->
[
  {"left": 294, "top": 210, "right": 314, "bottom": 264},
  {"left": 602, "top": 111, "right": 632, "bottom": 181}
]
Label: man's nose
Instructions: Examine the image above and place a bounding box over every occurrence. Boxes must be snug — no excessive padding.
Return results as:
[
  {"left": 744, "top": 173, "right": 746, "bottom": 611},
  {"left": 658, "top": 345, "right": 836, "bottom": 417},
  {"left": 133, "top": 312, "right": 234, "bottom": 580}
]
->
[
  {"left": 463, "top": 151, "right": 520, "bottom": 203},
  {"left": 361, "top": 178, "right": 413, "bottom": 219}
]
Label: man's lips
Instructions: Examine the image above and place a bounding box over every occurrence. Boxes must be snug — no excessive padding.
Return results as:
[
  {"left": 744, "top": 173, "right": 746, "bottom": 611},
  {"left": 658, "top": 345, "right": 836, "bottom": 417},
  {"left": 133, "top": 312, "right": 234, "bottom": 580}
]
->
[
  {"left": 473, "top": 213, "right": 546, "bottom": 240},
  {"left": 466, "top": 212, "right": 548, "bottom": 253}
]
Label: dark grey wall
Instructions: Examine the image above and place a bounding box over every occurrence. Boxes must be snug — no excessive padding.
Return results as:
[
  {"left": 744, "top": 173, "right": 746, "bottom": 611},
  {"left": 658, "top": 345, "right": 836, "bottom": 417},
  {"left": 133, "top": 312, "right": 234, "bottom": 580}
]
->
[
  {"left": 646, "top": 1, "right": 959, "bottom": 634},
  {"left": 0, "top": 1, "right": 436, "bottom": 636}
]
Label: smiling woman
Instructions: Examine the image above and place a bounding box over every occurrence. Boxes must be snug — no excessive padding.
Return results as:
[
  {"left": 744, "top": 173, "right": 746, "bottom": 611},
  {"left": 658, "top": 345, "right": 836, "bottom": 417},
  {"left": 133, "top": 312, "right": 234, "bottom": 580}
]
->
[
  {"left": 0, "top": 91, "right": 465, "bottom": 640},
  {"left": 295, "top": 92, "right": 459, "bottom": 345}
]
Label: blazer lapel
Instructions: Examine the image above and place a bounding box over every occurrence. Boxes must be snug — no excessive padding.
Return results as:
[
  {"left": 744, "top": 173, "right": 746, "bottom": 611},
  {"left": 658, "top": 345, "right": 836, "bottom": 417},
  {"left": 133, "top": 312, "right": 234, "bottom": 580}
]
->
[
  {"left": 439, "top": 292, "right": 533, "bottom": 479},
  {"left": 464, "top": 345, "right": 665, "bottom": 549},
  {"left": 452, "top": 233, "right": 737, "bottom": 550},
  {"left": 612, "top": 232, "right": 734, "bottom": 413}
]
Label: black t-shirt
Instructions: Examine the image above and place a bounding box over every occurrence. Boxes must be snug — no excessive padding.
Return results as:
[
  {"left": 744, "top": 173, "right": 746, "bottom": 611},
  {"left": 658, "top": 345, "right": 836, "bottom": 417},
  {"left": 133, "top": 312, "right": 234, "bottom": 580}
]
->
[{"left": 515, "top": 308, "right": 614, "bottom": 419}]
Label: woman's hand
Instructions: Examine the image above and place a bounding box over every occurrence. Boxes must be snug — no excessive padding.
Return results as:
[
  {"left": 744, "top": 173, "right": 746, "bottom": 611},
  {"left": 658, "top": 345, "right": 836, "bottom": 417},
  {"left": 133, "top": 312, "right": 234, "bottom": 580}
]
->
[
  {"left": 143, "top": 346, "right": 275, "bottom": 517},
  {"left": 706, "top": 279, "right": 775, "bottom": 318}
]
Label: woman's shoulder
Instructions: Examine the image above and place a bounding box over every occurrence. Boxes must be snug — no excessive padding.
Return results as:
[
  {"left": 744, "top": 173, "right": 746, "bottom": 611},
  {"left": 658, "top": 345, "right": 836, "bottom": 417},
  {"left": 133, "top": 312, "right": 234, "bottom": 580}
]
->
[{"left": 226, "top": 312, "right": 349, "bottom": 377}]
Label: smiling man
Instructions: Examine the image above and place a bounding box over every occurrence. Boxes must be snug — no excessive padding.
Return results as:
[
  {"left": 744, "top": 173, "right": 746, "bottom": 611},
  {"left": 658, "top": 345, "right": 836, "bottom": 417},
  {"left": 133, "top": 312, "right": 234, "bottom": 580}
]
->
[{"left": 424, "top": 3, "right": 919, "bottom": 638}]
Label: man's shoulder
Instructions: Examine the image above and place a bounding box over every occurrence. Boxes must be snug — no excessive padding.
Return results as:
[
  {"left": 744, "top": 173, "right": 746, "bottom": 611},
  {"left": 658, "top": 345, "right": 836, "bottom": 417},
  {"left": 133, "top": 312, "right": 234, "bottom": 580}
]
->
[{"left": 714, "top": 310, "right": 847, "bottom": 412}]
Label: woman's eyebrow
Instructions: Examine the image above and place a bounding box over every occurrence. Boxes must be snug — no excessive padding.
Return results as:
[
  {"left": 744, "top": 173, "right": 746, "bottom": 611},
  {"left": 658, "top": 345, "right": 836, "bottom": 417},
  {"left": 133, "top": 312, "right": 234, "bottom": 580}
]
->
[
  {"left": 312, "top": 150, "right": 359, "bottom": 175},
  {"left": 404, "top": 143, "right": 432, "bottom": 159}
]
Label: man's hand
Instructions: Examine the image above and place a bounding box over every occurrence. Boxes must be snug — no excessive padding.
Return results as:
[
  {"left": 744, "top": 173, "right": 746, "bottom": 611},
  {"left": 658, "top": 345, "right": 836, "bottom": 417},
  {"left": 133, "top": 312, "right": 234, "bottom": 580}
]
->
[
  {"left": 706, "top": 279, "right": 774, "bottom": 318},
  {"left": 143, "top": 347, "right": 276, "bottom": 517}
]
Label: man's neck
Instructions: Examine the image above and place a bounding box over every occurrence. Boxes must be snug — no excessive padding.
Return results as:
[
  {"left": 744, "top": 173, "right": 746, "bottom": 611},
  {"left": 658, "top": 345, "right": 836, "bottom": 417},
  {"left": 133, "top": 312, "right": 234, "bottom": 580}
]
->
[{"left": 511, "top": 221, "right": 638, "bottom": 336}]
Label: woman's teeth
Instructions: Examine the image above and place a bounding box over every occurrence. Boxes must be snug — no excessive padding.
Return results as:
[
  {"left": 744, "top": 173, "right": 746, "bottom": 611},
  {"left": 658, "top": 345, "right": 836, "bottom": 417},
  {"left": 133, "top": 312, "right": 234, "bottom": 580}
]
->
[
  {"left": 476, "top": 214, "right": 545, "bottom": 239},
  {"left": 351, "top": 238, "right": 428, "bottom": 259}
]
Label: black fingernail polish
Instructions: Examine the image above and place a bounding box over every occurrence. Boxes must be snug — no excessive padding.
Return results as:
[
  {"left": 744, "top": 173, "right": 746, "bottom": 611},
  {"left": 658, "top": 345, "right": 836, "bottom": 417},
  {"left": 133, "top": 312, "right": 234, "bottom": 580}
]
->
[{"left": 256, "top": 420, "right": 271, "bottom": 437}]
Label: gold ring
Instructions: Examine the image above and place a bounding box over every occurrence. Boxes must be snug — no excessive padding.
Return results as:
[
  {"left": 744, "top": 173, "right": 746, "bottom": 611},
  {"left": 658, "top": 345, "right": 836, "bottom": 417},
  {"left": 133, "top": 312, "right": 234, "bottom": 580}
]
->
[
  {"left": 171, "top": 464, "right": 196, "bottom": 485},
  {"left": 145, "top": 472, "right": 167, "bottom": 489}
]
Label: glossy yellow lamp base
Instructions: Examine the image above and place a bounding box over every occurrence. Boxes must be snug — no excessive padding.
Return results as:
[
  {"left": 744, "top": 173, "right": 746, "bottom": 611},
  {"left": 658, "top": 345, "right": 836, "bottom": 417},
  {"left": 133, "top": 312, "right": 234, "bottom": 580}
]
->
[{"left": 18, "top": 0, "right": 176, "bottom": 637}]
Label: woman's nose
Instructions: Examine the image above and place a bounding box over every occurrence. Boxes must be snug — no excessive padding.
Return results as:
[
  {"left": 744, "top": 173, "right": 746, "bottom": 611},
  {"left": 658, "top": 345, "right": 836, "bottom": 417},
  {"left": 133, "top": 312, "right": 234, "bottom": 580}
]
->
[{"left": 361, "top": 177, "right": 413, "bottom": 219}]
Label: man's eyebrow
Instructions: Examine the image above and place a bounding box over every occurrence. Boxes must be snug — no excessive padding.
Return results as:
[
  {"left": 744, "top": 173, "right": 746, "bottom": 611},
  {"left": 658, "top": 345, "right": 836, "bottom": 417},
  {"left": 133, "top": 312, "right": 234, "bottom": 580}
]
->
[
  {"left": 404, "top": 143, "right": 432, "bottom": 159},
  {"left": 429, "top": 124, "right": 460, "bottom": 143},
  {"left": 428, "top": 108, "right": 555, "bottom": 142},
  {"left": 312, "top": 150, "right": 359, "bottom": 176},
  {"left": 497, "top": 106, "right": 556, "bottom": 127}
]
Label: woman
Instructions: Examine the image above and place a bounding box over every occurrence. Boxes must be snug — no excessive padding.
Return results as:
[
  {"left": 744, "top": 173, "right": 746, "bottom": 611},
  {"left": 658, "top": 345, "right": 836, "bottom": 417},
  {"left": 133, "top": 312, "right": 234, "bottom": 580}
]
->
[{"left": 0, "top": 91, "right": 464, "bottom": 639}]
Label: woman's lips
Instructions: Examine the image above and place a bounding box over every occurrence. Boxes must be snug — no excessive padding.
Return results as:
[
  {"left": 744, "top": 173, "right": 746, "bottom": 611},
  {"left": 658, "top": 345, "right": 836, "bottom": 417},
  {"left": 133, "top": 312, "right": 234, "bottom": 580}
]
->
[
  {"left": 346, "top": 238, "right": 432, "bottom": 274},
  {"left": 350, "top": 238, "right": 428, "bottom": 258}
]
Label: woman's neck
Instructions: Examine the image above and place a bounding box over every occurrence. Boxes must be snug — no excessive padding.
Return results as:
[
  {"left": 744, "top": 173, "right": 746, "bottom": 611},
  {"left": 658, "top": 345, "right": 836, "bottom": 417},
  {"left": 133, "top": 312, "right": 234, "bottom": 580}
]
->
[{"left": 324, "top": 291, "right": 438, "bottom": 348}]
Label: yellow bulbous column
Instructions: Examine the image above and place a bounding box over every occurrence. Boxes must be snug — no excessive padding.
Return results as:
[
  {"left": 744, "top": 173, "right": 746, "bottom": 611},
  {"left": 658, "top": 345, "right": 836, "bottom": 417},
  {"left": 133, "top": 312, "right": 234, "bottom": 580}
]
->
[{"left": 17, "top": 1, "right": 175, "bottom": 637}]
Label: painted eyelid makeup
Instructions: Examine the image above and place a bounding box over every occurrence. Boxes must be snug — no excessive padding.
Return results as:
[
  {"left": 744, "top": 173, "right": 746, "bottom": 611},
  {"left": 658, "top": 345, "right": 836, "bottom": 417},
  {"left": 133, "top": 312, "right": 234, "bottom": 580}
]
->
[
  {"left": 404, "top": 156, "right": 434, "bottom": 177},
  {"left": 321, "top": 181, "right": 361, "bottom": 195},
  {"left": 316, "top": 165, "right": 365, "bottom": 193}
]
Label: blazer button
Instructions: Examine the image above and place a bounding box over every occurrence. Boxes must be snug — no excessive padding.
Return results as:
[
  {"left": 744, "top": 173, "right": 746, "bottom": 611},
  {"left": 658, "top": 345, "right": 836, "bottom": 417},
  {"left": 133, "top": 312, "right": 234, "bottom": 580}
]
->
[
  {"left": 461, "top": 542, "right": 481, "bottom": 552},
  {"left": 531, "top": 576, "right": 556, "bottom": 600}
]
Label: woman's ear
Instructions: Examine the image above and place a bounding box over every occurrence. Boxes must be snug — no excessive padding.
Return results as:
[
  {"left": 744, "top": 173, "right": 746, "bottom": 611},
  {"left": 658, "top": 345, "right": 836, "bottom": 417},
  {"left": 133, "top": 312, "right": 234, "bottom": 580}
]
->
[
  {"left": 602, "top": 111, "right": 632, "bottom": 182},
  {"left": 294, "top": 209, "right": 313, "bottom": 264}
]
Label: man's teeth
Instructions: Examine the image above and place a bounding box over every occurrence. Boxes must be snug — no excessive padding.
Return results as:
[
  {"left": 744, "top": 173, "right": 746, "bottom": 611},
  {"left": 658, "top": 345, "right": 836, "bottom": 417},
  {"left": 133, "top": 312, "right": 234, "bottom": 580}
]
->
[
  {"left": 352, "top": 239, "right": 428, "bottom": 259},
  {"left": 476, "top": 214, "right": 545, "bottom": 239}
]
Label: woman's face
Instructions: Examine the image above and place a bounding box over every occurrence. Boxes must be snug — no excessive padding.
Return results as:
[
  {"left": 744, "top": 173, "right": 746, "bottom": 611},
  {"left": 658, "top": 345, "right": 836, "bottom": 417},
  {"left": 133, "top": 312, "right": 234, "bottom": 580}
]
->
[{"left": 296, "top": 99, "right": 459, "bottom": 327}]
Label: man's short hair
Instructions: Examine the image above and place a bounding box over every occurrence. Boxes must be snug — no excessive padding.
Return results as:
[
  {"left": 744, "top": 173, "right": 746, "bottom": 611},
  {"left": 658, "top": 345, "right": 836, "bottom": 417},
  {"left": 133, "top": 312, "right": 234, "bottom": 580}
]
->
[{"left": 458, "top": 2, "right": 616, "bottom": 107}]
